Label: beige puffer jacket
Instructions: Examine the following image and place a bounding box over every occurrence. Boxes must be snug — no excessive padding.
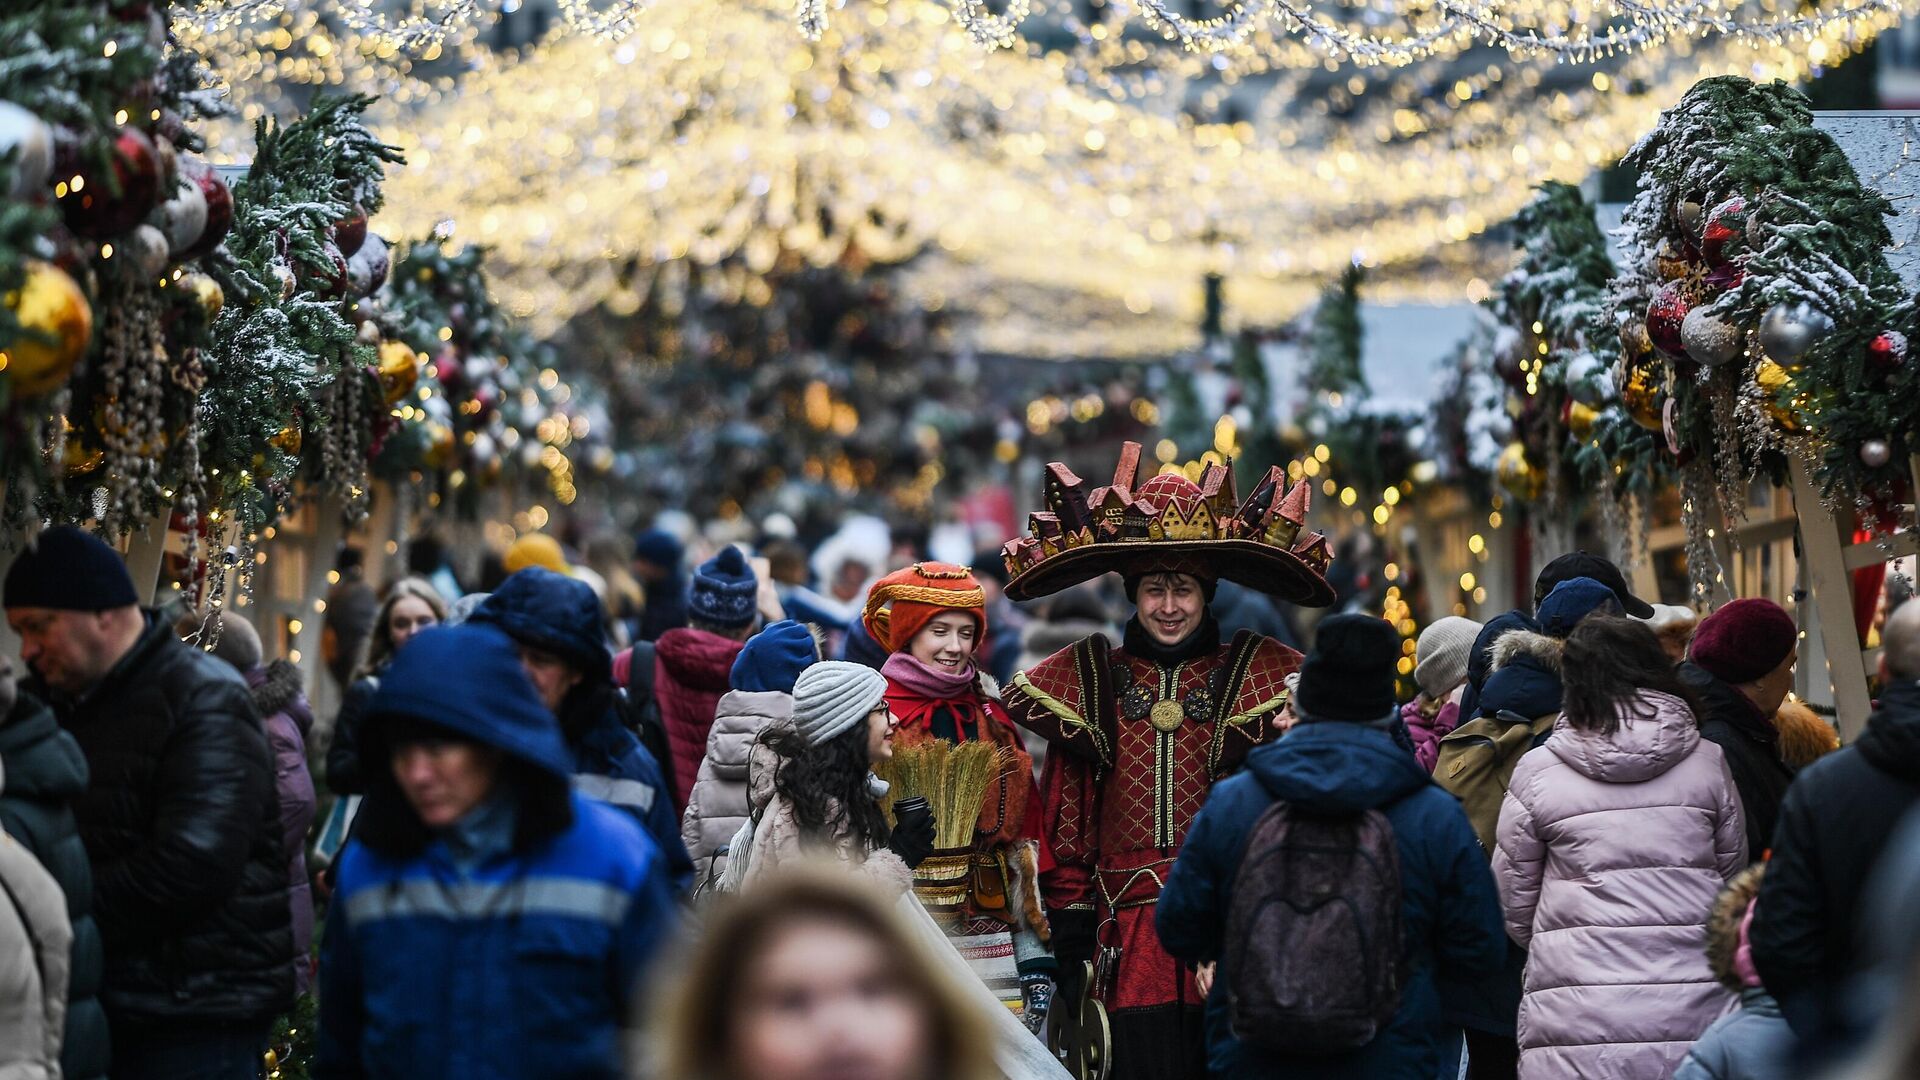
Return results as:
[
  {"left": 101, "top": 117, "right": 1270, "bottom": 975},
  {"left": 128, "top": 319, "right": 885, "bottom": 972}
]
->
[
  {"left": 0, "top": 820, "right": 72, "bottom": 1080},
  {"left": 681, "top": 690, "right": 793, "bottom": 887},
  {"left": 735, "top": 741, "right": 911, "bottom": 896}
]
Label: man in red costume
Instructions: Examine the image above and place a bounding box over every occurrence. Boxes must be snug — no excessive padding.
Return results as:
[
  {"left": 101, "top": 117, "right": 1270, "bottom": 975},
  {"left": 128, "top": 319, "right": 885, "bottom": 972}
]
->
[{"left": 1000, "top": 443, "right": 1335, "bottom": 1080}]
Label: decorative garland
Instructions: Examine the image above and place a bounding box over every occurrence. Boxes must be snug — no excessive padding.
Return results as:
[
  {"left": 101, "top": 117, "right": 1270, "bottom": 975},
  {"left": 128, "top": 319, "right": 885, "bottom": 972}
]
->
[{"left": 1607, "top": 76, "right": 1916, "bottom": 599}]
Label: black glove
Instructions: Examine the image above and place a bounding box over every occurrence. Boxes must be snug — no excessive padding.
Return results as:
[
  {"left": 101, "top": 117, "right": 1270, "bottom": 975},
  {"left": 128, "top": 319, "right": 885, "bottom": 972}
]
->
[
  {"left": 1050, "top": 907, "right": 1097, "bottom": 969},
  {"left": 887, "top": 811, "right": 936, "bottom": 869},
  {"left": 1021, "top": 973, "right": 1055, "bottom": 1035}
]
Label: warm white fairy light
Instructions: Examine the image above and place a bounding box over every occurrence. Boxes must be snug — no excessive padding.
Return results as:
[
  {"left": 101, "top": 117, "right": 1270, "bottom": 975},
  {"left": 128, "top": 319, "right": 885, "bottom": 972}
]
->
[{"left": 179, "top": 0, "right": 1904, "bottom": 355}]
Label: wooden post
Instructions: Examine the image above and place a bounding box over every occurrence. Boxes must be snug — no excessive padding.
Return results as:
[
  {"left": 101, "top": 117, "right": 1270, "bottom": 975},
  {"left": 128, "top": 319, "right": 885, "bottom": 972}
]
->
[
  {"left": 292, "top": 496, "right": 345, "bottom": 687},
  {"left": 122, "top": 502, "right": 173, "bottom": 605},
  {"left": 1788, "top": 458, "right": 1877, "bottom": 739}
]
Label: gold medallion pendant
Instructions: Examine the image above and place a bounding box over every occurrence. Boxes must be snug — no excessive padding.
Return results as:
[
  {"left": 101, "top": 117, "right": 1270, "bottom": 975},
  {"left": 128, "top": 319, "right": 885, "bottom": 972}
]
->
[{"left": 1149, "top": 699, "right": 1185, "bottom": 733}]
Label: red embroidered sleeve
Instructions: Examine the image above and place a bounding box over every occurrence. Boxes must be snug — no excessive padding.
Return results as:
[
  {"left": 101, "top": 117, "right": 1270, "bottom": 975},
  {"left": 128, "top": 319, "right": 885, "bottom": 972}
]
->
[{"left": 1037, "top": 747, "right": 1099, "bottom": 911}]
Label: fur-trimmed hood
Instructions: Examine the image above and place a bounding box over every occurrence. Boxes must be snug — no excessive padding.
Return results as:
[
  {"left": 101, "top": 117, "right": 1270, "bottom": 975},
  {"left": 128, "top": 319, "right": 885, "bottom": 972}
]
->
[
  {"left": 1478, "top": 628, "right": 1565, "bottom": 721},
  {"left": 247, "top": 659, "right": 313, "bottom": 737},
  {"left": 1488, "top": 629, "right": 1563, "bottom": 673}
]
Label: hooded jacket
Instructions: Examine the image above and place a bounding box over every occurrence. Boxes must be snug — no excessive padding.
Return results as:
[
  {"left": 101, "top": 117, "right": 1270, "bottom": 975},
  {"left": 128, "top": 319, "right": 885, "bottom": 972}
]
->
[
  {"left": 1459, "top": 610, "right": 1539, "bottom": 724},
  {"left": 1750, "top": 679, "right": 1920, "bottom": 1041},
  {"left": 248, "top": 659, "right": 318, "bottom": 997},
  {"left": 1493, "top": 691, "right": 1747, "bottom": 1079},
  {"left": 1680, "top": 661, "right": 1796, "bottom": 860},
  {"left": 0, "top": 822, "right": 71, "bottom": 1080},
  {"left": 651, "top": 627, "right": 747, "bottom": 815},
  {"left": 318, "top": 625, "right": 675, "bottom": 1080},
  {"left": 679, "top": 690, "right": 791, "bottom": 888},
  {"left": 472, "top": 573, "right": 691, "bottom": 889},
  {"left": 1156, "top": 721, "right": 1506, "bottom": 1079},
  {"left": 30, "top": 612, "right": 293, "bottom": 1025},
  {"left": 0, "top": 693, "right": 107, "bottom": 1080}
]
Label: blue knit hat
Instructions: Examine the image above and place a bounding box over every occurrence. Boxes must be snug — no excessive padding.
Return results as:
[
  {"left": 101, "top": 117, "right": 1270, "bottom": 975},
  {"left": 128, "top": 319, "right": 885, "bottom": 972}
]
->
[
  {"left": 1537, "top": 576, "right": 1621, "bottom": 638},
  {"left": 633, "top": 528, "right": 684, "bottom": 572},
  {"left": 731, "top": 620, "right": 820, "bottom": 693},
  {"left": 3, "top": 525, "right": 139, "bottom": 612},
  {"left": 689, "top": 546, "right": 759, "bottom": 629}
]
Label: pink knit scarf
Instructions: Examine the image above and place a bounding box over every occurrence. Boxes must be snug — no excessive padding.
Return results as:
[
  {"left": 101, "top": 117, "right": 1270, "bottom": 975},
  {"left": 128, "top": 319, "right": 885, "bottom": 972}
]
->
[{"left": 881, "top": 652, "right": 977, "bottom": 701}]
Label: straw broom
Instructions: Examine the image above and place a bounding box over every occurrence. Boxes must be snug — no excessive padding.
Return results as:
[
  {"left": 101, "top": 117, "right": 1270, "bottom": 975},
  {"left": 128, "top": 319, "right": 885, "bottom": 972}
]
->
[{"left": 878, "top": 736, "right": 1015, "bottom": 848}]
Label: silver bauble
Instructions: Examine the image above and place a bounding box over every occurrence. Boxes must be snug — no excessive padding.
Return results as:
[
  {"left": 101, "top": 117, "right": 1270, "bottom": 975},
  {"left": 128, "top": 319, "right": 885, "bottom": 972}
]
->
[
  {"left": 1758, "top": 301, "right": 1834, "bottom": 365},
  {"left": 150, "top": 175, "right": 208, "bottom": 255},
  {"left": 271, "top": 261, "right": 297, "bottom": 301},
  {"left": 1861, "top": 440, "right": 1893, "bottom": 468},
  {"left": 345, "top": 233, "right": 389, "bottom": 296},
  {"left": 0, "top": 100, "right": 54, "bottom": 199},
  {"left": 1676, "top": 200, "right": 1705, "bottom": 237},
  {"left": 1681, "top": 306, "right": 1744, "bottom": 367},
  {"left": 124, "top": 223, "right": 170, "bottom": 278}
]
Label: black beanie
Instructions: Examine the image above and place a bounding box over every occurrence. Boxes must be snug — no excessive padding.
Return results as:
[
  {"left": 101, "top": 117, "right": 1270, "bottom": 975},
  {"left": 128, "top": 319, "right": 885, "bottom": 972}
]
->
[
  {"left": 3, "top": 525, "right": 140, "bottom": 612},
  {"left": 1294, "top": 613, "right": 1399, "bottom": 723}
]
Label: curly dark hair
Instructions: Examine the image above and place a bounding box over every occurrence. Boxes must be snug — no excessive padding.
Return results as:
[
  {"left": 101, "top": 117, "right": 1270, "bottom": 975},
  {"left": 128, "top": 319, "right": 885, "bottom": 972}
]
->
[
  {"left": 762, "top": 721, "right": 891, "bottom": 854},
  {"left": 1561, "top": 616, "right": 1704, "bottom": 735}
]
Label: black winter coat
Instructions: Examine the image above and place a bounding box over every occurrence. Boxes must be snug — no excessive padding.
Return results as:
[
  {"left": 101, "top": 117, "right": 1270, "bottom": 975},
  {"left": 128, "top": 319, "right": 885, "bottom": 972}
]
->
[
  {"left": 1750, "top": 679, "right": 1920, "bottom": 1042},
  {"left": 325, "top": 671, "right": 381, "bottom": 796},
  {"left": 1680, "top": 661, "right": 1796, "bottom": 859},
  {"left": 0, "top": 692, "right": 110, "bottom": 1080},
  {"left": 33, "top": 613, "right": 294, "bottom": 1025}
]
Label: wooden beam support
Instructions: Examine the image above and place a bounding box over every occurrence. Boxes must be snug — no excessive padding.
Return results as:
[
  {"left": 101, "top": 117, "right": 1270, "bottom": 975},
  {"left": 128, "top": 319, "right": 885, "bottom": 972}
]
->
[{"left": 1789, "top": 458, "right": 1876, "bottom": 739}]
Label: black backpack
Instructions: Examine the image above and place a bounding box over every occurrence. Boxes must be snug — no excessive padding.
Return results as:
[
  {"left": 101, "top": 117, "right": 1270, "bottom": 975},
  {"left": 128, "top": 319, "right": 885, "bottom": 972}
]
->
[{"left": 1222, "top": 802, "right": 1405, "bottom": 1054}]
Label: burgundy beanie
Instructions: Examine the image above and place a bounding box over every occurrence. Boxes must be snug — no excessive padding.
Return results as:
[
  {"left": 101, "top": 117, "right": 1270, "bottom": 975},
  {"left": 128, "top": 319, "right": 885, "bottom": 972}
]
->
[{"left": 1690, "top": 598, "right": 1797, "bottom": 684}]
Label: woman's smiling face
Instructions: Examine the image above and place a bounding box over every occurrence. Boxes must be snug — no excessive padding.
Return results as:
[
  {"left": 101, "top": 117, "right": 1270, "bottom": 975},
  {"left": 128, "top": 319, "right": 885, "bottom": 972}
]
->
[{"left": 906, "top": 611, "right": 979, "bottom": 674}]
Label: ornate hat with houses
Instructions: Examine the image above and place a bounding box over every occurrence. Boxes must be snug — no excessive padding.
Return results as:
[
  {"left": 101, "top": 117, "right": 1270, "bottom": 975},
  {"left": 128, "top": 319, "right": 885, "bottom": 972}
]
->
[{"left": 1001, "top": 441, "right": 1335, "bottom": 607}]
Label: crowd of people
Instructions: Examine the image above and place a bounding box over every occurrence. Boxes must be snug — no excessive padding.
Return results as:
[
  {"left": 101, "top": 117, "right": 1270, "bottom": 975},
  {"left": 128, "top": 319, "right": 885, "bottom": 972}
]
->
[{"left": 1, "top": 442, "right": 1920, "bottom": 1080}]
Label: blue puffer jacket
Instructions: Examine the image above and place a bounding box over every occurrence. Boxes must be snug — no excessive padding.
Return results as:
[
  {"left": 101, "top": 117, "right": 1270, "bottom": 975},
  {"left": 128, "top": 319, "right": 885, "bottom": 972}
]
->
[
  {"left": 1157, "top": 721, "right": 1506, "bottom": 1079},
  {"left": 317, "top": 625, "right": 675, "bottom": 1080},
  {"left": 473, "top": 568, "right": 692, "bottom": 889}
]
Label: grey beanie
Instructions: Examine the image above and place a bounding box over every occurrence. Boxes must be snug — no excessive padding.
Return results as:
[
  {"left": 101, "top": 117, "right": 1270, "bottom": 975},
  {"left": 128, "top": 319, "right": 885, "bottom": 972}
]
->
[
  {"left": 1414, "top": 615, "right": 1482, "bottom": 701},
  {"left": 793, "top": 661, "right": 890, "bottom": 747}
]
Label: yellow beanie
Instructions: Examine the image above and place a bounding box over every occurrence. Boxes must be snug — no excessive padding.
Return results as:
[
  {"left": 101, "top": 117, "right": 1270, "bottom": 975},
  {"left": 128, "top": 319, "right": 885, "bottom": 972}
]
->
[{"left": 505, "top": 533, "right": 571, "bottom": 576}]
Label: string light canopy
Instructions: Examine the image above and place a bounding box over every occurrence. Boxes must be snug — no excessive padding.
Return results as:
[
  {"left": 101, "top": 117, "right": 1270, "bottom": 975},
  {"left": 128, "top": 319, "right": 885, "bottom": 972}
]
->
[
  {"left": 179, "top": 0, "right": 1903, "bottom": 355},
  {"left": 182, "top": 0, "right": 1919, "bottom": 66}
]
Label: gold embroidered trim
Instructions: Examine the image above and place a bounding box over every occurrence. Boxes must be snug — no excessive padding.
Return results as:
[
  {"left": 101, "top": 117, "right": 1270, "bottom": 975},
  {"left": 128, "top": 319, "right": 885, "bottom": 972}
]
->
[
  {"left": 1223, "top": 690, "right": 1291, "bottom": 727},
  {"left": 1011, "top": 672, "right": 1091, "bottom": 731},
  {"left": 863, "top": 582, "right": 987, "bottom": 646}
]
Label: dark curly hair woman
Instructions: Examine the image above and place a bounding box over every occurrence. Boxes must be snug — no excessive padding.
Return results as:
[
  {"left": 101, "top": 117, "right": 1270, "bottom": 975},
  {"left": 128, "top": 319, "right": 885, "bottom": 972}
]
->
[{"left": 728, "top": 661, "right": 934, "bottom": 893}]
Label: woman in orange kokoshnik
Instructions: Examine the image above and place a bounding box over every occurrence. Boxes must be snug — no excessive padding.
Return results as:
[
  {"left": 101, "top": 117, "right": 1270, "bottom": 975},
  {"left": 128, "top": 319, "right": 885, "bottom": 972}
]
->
[{"left": 863, "top": 562, "right": 1057, "bottom": 1036}]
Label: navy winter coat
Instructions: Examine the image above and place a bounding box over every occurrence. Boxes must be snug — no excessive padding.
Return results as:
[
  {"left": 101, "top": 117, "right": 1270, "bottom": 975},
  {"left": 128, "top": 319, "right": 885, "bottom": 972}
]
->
[
  {"left": 1157, "top": 721, "right": 1506, "bottom": 1079},
  {"left": 0, "top": 693, "right": 109, "bottom": 1080},
  {"left": 473, "top": 568, "right": 693, "bottom": 888},
  {"left": 317, "top": 624, "right": 676, "bottom": 1080},
  {"left": 1458, "top": 610, "right": 1537, "bottom": 722}
]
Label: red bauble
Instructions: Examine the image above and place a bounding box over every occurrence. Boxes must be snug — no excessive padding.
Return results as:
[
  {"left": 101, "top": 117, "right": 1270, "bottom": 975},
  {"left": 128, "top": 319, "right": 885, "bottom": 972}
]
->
[
  {"left": 60, "top": 127, "right": 161, "bottom": 238},
  {"left": 175, "top": 160, "right": 232, "bottom": 261},
  {"left": 1646, "top": 284, "right": 1693, "bottom": 359},
  {"left": 1701, "top": 197, "right": 1745, "bottom": 267},
  {"left": 1868, "top": 331, "right": 1908, "bottom": 373},
  {"left": 300, "top": 244, "right": 350, "bottom": 299},
  {"left": 332, "top": 208, "right": 368, "bottom": 257}
]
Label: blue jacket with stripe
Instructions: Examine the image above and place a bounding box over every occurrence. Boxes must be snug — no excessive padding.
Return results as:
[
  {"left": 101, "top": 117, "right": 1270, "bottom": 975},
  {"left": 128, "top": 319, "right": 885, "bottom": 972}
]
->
[{"left": 316, "top": 791, "right": 673, "bottom": 1079}]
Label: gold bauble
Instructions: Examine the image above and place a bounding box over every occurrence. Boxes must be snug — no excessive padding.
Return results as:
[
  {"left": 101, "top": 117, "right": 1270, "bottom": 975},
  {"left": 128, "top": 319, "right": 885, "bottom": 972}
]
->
[
  {"left": 1754, "top": 359, "right": 1802, "bottom": 433},
  {"left": 46, "top": 417, "right": 103, "bottom": 475},
  {"left": 3, "top": 261, "right": 92, "bottom": 398},
  {"left": 1495, "top": 442, "right": 1544, "bottom": 502},
  {"left": 376, "top": 340, "right": 421, "bottom": 404},
  {"left": 1620, "top": 319, "right": 1653, "bottom": 359},
  {"left": 1654, "top": 241, "right": 1696, "bottom": 282},
  {"left": 269, "top": 424, "right": 303, "bottom": 455},
  {"left": 1620, "top": 359, "right": 1666, "bottom": 432},
  {"left": 422, "top": 421, "right": 455, "bottom": 468},
  {"left": 1565, "top": 400, "right": 1598, "bottom": 440},
  {"left": 180, "top": 272, "right": 223, "bottom": 321}
]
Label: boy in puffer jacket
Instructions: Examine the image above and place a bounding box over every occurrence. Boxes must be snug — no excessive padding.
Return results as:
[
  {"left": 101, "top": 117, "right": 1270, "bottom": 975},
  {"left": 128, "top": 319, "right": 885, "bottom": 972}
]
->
[
  {"left": 1676, "top": 864, "right": 1794, "bottom": 1080},
  {"left": 679, "top": 620, "right": 819, "bottom": 893}
]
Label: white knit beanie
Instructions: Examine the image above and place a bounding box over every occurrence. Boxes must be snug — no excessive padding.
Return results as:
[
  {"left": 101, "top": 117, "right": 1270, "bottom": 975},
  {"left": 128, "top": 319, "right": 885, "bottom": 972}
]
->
[
  {"left": 793, "top": 661, "right": 890, "bottom": 747},
  {"left": 1414, "top": 615, "right": 1482, "bottom": 700}
]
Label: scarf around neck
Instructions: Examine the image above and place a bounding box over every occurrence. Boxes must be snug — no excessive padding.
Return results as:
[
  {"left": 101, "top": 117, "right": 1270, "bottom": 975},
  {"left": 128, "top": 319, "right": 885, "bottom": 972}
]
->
[{"left": 882, "top": 651, "right": 977, "bottom": 701}]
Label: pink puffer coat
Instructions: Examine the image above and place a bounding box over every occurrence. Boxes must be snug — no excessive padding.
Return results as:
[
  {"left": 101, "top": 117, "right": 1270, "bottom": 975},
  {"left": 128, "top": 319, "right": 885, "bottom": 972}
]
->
[{"left": 1493, "top": 690, "right": 1748, "bottom": 1079}]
